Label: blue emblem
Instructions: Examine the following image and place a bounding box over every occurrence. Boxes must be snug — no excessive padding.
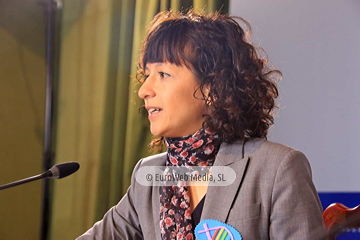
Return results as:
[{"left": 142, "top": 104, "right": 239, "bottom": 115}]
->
[{"left": 195, "top": 219, "right": 242, "bottom": 240}]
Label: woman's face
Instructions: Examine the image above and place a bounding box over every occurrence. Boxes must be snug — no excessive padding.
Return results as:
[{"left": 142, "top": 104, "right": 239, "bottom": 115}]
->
[{"left": 138, "top": 62, "right": 207, "bottom": 138}]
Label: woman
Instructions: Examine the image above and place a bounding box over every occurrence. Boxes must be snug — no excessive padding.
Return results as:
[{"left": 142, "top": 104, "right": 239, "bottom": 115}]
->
[{"left": 78, "top": 10, "right": 326, "bottom": 240}]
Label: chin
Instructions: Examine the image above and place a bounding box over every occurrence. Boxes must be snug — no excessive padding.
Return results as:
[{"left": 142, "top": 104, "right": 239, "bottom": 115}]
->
[
  {"left": 150, "top": 128, "right": 163, "bottom": 137},
  {"left": 151, "top": 131, "right": 174, "bottom": 138}
]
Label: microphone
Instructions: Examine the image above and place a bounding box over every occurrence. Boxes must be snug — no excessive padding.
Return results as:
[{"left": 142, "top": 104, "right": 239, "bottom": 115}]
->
[{"left": 0, "top": 162, "right": 80, "bottom": 190}]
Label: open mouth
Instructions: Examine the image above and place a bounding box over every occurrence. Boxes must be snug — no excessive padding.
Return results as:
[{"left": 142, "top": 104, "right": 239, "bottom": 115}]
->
[{"left": 148, "top": 108, "right": 163, "bottom": 115}]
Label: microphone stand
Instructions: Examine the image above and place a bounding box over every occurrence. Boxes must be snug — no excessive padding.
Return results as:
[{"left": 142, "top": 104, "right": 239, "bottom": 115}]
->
[
  {"left": 41, "top": 0, "right": 62, "bottom": 239},
  {"left": 0, "top": 171, "right": 52, "bottom": 191}
]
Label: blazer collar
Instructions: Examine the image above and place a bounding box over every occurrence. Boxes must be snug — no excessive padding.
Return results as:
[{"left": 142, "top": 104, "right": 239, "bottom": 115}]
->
[
  {"left": 200, "top": 140, "right": 250, "bottom": 222},
  {"left": 154, "top": 139, "right": 263, "bottom": 224}
]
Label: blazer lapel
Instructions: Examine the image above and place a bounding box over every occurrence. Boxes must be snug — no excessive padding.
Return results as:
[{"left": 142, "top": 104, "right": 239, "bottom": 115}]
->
[{"left": 201, "top": 141, "right": 250, "bottom": 222}]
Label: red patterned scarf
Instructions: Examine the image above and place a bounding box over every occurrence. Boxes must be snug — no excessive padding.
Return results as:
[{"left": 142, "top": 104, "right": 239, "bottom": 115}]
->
[{"left": 159, "top": 128, "right": 222, "bottom": 240}]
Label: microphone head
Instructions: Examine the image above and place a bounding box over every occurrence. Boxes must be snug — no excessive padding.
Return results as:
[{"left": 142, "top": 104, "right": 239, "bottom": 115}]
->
[{"left": 49, "top": 162, "right": 80, "bottom": 179}]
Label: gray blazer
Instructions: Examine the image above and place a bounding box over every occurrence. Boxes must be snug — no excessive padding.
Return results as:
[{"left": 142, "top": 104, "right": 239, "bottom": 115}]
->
[{"left": 77, "top": 138, "right": 327, "bottom": 239}]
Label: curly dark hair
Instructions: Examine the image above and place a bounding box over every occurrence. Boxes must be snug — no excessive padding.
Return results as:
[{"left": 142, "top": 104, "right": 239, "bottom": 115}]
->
[{"left": 137, "top": 9, "right": 280, "bottom": 145}]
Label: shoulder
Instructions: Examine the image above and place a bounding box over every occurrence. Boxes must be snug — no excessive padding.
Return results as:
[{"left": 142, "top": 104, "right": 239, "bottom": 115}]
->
[
  {"left": 221, "top": 138, "right": 304, "bottom": 157},
  {"left": 220, "top": 138, "right": 310, "bottom": 170},
  {"left": 134, "top": 152, "right": 167, "bottom": 169},
  {"left": 252, "top": 139, "right": 310, "bottom": 168},
  {"left": 130, "top": 152, "right": 167, "bottom": 182},
  {"left": 247, "top": 138, "right": 301, "bottom": 157}
]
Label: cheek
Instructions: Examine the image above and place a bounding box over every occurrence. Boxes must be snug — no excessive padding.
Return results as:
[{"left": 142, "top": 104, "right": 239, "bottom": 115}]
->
[
  {"left": 186, "top": 99, "right": 206, "bottom": 117},
  {"left": 168, "top": 87, "right": 206, "bottom": 117}
]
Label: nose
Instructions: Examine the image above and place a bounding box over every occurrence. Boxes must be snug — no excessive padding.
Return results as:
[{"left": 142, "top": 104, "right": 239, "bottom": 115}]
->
[{"left": 138, "top": 77, "right": 155, "bottom": 100}]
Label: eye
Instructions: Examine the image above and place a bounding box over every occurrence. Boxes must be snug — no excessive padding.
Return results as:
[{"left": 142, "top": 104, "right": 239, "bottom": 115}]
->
[{"left": 159, "top": 71, "right": 170, "bottom": 78}]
